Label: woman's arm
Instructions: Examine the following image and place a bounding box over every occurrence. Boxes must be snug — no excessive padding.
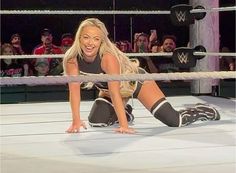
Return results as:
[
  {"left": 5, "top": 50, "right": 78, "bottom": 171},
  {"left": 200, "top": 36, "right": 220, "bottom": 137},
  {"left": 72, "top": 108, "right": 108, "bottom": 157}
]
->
[
  {"left": 65, "top": 58, "right": 86, "bottom": 133},
  {"left": 101, "top": 54, "right": 135, "bottom": 134}
]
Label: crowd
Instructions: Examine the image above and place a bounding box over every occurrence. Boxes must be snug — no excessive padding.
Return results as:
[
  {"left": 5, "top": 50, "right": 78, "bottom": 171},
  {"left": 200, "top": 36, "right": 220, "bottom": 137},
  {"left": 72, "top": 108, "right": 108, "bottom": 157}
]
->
[
  {"left": 1, "top": 29, "right": 73, "bottom": 77},
  {"left": 1, "top": 27, "right": 235, "bottom": 78}
]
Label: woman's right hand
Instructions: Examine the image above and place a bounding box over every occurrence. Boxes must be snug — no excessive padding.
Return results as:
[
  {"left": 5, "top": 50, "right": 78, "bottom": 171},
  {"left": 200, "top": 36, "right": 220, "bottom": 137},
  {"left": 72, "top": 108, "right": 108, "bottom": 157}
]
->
[
  {"left": 114, "top": 126, "right": 135, "bottom": 134},
  {"left": 66, "top": 120, "right": 87, "bottom": 133}
]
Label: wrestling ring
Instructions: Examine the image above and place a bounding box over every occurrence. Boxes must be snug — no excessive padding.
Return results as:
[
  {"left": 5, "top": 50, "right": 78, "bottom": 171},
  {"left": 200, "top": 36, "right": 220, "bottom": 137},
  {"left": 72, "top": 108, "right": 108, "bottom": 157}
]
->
[{"left": 1, "top": 3, "right": 236, "bottom": 173}]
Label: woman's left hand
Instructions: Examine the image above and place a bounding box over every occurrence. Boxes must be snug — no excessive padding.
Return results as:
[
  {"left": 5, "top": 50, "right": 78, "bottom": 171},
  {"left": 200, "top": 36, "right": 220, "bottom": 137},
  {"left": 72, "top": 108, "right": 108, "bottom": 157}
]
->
[{"left": 114, "top": 127, "right": 135, "bottom": 134}]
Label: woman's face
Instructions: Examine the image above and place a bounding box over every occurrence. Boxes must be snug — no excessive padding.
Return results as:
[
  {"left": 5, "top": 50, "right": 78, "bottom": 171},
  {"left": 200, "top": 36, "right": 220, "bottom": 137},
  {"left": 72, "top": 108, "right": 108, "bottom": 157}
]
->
[
  {"left": 2, "top": 47, "right": 14, "bottom": 65},
  {"left": 80, "top": 26, "right": 102, "bottom": 62},
  {"left": 136, "top": 35, "right": 149, "bottom": 52}
]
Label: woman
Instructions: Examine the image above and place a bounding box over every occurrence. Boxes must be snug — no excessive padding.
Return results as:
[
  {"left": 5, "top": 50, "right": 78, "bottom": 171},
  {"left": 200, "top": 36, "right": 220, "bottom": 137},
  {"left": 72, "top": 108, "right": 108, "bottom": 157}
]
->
[
  {"left": 1, "top": 43, "right": 24, "bottom": 77},
  {"left": 63, "top": 18, "right": 220, "bottom": 134}
]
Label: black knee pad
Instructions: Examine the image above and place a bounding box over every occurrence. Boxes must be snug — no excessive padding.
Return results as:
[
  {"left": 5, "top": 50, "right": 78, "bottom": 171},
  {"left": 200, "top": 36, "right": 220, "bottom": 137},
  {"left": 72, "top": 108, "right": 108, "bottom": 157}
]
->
[
  {"left": 88, "top": 98, "right": 118, "bottom": 127},
  {"left": 151, "top": 98, "right": 181, "bottom": 127}
]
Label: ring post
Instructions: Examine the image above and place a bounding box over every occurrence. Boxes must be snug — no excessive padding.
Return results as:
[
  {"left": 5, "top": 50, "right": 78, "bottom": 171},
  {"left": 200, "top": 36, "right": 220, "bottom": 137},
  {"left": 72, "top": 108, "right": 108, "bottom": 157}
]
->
[{"left": 189, "top": 0, "right": 220, "bottom": 95}]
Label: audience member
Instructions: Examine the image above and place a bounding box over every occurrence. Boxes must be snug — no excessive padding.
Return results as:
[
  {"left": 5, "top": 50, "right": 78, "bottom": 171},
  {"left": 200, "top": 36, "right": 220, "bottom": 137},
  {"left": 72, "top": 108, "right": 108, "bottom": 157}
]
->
[
  {"left": 32, "top": 28, "right": 63, "bottom": 76},
  {"left": 220, "top": 46, "right": 235, "bottom": 71},
  {"left": 34, "top": 58, "right": 50, "bottom": 76},
  {"left": 133, "top": 31, "right": 164, "bottom": 73},
  {"left": 161, "top": 35, "right": 176, "bottom": 52},
  {"left": 0, "top": 43, "right": 24, "bottom": 77},
  {"left": 116, "top": 40, "right": 132, "bottom": 53},
  {"left": 150, "top": 41, "right": 161, "bottom": 53},
  {"left": 148, "top": 29, "right": 162, "bottom": 53},
  {"left": 10, "top": 33, "right": 29, "bottom": 76},
  {"left": 133, "top": 32, "right": 155, "bottom": 72},
  {"left": 133, "top": 32, "right": 149, "bottom": 53},
  {"left": 10, "top": 33, "right": 25, "bottom": 55},
  {"left": 60, "top": 33, "right": 74, "bottom": 54},
  {"left": 155, "top": 35, "right": 179, "bottom": 73}
]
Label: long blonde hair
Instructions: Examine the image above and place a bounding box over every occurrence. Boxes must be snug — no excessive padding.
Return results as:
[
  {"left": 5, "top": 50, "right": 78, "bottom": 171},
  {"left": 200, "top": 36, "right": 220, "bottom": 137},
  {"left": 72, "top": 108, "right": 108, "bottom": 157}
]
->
[{"left": 63, "top": 18, "right": 138, "bottom": 75}]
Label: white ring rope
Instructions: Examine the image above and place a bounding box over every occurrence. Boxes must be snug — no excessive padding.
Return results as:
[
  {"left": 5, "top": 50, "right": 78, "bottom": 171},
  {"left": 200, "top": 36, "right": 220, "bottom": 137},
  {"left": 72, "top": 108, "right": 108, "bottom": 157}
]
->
[
  {"left": 0, "top": 6, "right": 235, "bottom": 15},
  {"left": 193, "top": 52, "right": 236, "bottom": 57},
  {"left": 1, "top": 10, "right": 171, "bottom": 15},
  {"left": 0, "top": 71, "right": 235, "bottom": 86},
  {"left": 0, "top": 52, "right": 235, "bottom": 59}
]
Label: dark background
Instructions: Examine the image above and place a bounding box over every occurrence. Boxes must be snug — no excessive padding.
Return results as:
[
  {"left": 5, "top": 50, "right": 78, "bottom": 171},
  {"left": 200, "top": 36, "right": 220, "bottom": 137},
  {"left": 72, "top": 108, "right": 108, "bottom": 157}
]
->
[{"left": 1, "top": 0, "right": 235, "bottom": 54}]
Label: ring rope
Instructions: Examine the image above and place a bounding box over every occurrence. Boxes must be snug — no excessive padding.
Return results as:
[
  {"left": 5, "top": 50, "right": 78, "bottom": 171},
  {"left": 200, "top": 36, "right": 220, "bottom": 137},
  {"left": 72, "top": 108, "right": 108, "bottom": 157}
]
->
[
  {"left": 1, "top": 6, "right": 235, "bottom": 15},
  {"left": 0, "top": 52, "right": 235, "bottom": 59},
  {"left": 0, "top": 10, "right": 170, "bottom": 15},
  {"left": 0, "top": 71, "right": 235, "bottom": 86},
  {"left": 193, "top": 52, "right": 236, "bottom": 57}
]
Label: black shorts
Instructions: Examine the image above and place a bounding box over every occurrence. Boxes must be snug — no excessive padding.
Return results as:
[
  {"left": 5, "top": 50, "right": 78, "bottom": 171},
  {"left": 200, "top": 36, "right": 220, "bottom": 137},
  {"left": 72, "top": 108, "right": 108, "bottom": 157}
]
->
[{"left": 88, "top": 68, "right": 146, "bottom": 127}]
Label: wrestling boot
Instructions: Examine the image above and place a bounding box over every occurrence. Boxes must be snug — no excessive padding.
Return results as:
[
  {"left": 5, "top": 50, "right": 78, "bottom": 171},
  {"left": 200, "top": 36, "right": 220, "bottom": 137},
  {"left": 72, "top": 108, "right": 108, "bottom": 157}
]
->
[
  {"left": 125, "top": 104, "right": 135, "bottom": 123},
  {"left": 179, "top": 103, "right": 220, "bottom": 126},
  {"left": 194, "top": 103, "right": 220, "bottom": 121}
]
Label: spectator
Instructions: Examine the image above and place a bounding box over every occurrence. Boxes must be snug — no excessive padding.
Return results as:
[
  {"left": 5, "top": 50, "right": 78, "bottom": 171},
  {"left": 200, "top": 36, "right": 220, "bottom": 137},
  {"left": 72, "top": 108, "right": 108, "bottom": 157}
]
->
[
  {"left": 10, "top": 33, "right": 25, "bottom": 55},
  {"left": 10, "top": 33, "right": 29, "bottom": 76},
  {"left": 149, "top": 29, "right": 160, "bottom": 51},
  {"left": 34, "top": 58, "right": 50, "bottom": 76},
  {"left": 161, "top": 35, "right": 176, "bottom": 52},
  {"left": 0, "top": 43, "right": 24, "bottom": 77},
  {"left": 156, "top": 35, "right": 179, "bottom": 73},
  {"left": 150, "top": 41, "right": 161, "bottom": 53},
  {"left": 133, "top": 32, "right": 149, "bottom": 53},
  {"left": 60, "top": 33, "right": 74, "bottom": 54},
  {"left": 133, "top": 32, "right": 154, "bottom": 72},
  {"left": 220, "top": 46, "right": 235, "bottom": 71},
  {"left": 133, "top": 31, "right": 162, "bottom": 73},
  {"left": 32, "top": 28, "right": 63, "bottom": 76},
  {"left": 117, "top": 40, "right": 132, "bottom": 53}
]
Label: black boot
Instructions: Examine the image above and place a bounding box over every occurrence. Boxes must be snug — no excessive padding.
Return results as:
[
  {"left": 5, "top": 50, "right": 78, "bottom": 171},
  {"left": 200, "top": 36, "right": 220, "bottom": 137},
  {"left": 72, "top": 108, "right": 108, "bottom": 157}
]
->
[
  {"left": 125, "top": 104, "right": 135, "bottom": 123},
  {"left": 179, "top": 103, "right": 220, "bottom": 126},
  {"left": 194, "top": 103, "right": 220, "bottom": 120}
]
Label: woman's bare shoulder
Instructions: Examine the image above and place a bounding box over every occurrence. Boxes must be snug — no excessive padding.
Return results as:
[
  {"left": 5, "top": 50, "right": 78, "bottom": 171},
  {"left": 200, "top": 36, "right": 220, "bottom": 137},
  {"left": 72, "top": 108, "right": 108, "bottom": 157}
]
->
[
  {"left": 101, "top": 53, "right": 120, "bottom": 73},
  {"left": 102, "top": 53, "right": 117, "bottom": 63}
]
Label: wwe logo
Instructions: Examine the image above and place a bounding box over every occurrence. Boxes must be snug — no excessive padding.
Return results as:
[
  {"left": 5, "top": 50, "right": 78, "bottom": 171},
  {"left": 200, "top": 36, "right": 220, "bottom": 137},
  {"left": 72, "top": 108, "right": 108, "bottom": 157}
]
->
[
  {"left": 177, "top": 52, "right": 188, "bottom": 63},
  {"left": 175, "top": 11, "right": 186, "bottom": 22}
]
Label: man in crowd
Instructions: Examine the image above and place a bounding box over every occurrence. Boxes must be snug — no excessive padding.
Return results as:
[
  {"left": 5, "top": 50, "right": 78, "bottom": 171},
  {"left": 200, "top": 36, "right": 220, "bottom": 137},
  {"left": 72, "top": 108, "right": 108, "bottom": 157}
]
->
[
  {"left": 157, "top": 35, "right": 179, "bottom": 73},
  {"left": 60, "top": 33, "right": 74, "bottom": 54},
  {"left": 32, "top": 28, "right": 63, "bottom": 76}
]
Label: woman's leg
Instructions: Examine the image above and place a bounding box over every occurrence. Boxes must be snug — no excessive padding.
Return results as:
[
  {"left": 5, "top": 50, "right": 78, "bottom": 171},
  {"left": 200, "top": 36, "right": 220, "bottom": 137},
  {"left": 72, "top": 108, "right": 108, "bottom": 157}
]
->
[
  {"left": 88, "top": 97, "right": 134, "bottom": 127},
  {"left": 136, "top": 80, "right": 181, "bottom": 127},
  {"left": 136, "top": 80, "right": 165, "bottom": 110},
  {"left": 136, "top": 80, "right": 220, "bottom": 127},
  {"left": 88, "top": 97, "right": 118, "bottom": 127}
]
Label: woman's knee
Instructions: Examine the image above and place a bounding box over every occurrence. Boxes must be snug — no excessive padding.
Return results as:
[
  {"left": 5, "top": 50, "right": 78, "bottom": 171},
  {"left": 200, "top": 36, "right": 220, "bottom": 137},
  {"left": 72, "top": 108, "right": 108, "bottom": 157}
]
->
[
  {"left": 137, "top": 81, "right": 165, "bottom": 110},
  {"left": 88, "top": 98, "right": 118, "bottom": 127},
  {"left": 150, "top": 98, "right": 181, "bottom": 127}
]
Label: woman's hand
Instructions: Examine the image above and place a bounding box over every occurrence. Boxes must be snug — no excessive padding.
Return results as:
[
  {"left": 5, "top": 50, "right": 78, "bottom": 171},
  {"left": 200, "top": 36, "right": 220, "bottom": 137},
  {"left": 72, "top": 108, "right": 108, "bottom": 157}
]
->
[
  {"left": 114, "top": 127, "right": 135, "bottom": 134},
  {"left": 66, "top": 121, "right": 87, "bottom": 133}
]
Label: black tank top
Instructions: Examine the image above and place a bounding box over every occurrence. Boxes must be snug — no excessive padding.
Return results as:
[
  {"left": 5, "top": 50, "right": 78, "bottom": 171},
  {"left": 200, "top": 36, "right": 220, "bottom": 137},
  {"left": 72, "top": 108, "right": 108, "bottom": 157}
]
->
[
  {"left": 77, "top": 54, "right": 139, "bottom": 98},
  {"left": 77, "top": 54, "right": 104, "bottom": 74},
  {"left": 77, "top": 54, "right": 108, "bottom": 89}
]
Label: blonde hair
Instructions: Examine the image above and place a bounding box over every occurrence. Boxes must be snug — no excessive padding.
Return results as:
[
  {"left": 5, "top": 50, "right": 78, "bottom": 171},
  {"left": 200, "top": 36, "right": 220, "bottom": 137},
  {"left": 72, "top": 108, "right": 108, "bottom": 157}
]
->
[
  {"left": 1, "top": 43, "right": 14, "bottom": 55},
  {"left": 63, "top": 18, "right": 138, "bottom": 75}
]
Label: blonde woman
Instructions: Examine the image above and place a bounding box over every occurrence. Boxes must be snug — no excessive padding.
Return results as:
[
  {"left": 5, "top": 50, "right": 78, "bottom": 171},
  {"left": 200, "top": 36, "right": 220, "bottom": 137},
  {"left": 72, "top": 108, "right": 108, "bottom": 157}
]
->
[{"left": 63, "top": 18, "right": 220, "bottom": 134}]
